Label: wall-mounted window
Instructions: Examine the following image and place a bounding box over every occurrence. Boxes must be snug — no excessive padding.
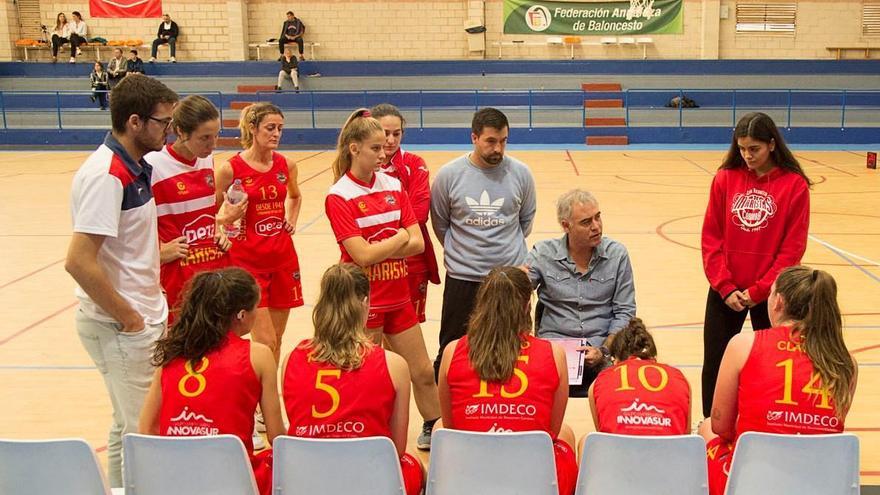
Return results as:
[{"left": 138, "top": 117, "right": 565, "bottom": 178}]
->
[
  {"left": 864, "top": 1, "right": 880, "bottom": 36},
  {"left": 736, "top": 3, "right": 797, "bottom": 35}
]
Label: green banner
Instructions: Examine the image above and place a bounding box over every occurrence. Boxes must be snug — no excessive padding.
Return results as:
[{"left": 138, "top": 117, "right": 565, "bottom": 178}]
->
[{"left": 503, "top": 0, "right": 683, "bottom": 35}]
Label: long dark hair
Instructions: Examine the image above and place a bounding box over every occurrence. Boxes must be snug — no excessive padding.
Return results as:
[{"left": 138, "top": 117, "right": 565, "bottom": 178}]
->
[
  {"left": 774, "top": 266, "right": 855, "bottom": 416},
  {"left": 608, "top": 318, "right": 657, "bottom": 362},
  {"left": 720, "top": 112, "right": 812, "bottom": 186},
  {"left": 467, "top": 266, "right": 533, "bottom": 382},
  {"left": 152, "top": 268, "right": 260, "bottom": 367}
]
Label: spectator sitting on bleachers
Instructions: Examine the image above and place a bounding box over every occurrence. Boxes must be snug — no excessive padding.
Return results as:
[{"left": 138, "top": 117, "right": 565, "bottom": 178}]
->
[
  {"left": 275, "top": 47, "right": 299, "bottom": 92},
  {"left": 88, "top": 61, "right": 109, "bottom": 110},
  {"left": 67, "top": 11, "right": 88, "bottom": 64},
  {"left": 107, "top": 48, "right": 127, "bottom": 88},
  {"left": 699, "top": 266, "right": 858, "bottom": 495},
  {"left": 50, "top": 13, "right": 69, "bottom": 63},
  {"left": 127, "top": 49, "right": 145, "bottom": 75},
  {"left": 150, "top": 13, "right": 179, "bottom": 63},
  {"left": 279, "top": 11, "right": 306, "bottom": 61},
  {"left": 587, "top": 318, "right": 691, "bottom": 438}
]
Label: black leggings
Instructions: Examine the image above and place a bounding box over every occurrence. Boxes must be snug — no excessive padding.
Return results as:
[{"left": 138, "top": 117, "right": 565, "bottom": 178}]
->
[
  {"left": 701, "top": 288, "right": 770, "bottom": 417},
  {"left": 433, "top": 275, "right": 481, "bottom": 381}
]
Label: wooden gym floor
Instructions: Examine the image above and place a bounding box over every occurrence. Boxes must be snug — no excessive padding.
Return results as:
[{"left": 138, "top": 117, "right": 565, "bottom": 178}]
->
[{"left": 0, "top": 148, "right": 877, "bottom": 484}]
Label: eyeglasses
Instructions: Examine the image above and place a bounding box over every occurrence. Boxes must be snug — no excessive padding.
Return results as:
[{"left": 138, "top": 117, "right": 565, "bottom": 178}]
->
[{"left": 145, "top": 115, "right": 173, "bottom": 130}]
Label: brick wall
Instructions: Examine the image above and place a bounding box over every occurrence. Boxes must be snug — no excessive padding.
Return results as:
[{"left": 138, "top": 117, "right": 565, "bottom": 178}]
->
[
  {"left": 246, "top": 0, "right": 471, "bottom": 60},
  {"left": 16, "top": 0, "right": 231, "bottom": 61},
  {"left": 718, "top": 0, "right": 869, "bottom": 59},
  {"left": 0, "top": 0, "right": 876, "bottom": 62},
  {"left": 0, "top": 2, "right": 20, "bottom": 61}
]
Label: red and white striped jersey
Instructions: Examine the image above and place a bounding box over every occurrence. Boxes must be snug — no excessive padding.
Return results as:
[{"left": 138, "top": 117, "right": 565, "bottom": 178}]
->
[
  {"left": 148, "top": 145, "right": 227, "bottom": 314},
  {"left": 325, "top": 171, "right": 417, "bottom": 311}
]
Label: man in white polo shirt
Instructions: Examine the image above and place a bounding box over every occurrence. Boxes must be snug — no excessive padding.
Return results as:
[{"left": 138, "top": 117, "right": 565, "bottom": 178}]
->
[{"left": 65, "top": 74, "right": 178, "bottom": 488}]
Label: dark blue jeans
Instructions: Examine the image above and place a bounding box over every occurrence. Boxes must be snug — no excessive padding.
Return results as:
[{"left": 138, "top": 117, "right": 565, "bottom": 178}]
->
[{"left": 151, "top": 36, "right": 176, "bottom": 57}]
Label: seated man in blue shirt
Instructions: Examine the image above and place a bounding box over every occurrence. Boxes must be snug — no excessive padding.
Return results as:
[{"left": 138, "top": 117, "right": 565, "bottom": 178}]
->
[{"left": 526, "top": 189, "right": 636, "bottom": 397}]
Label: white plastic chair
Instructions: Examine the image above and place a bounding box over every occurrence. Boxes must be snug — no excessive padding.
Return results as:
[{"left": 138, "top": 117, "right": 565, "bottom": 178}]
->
[
  {"left": 122, "top": 433, "right": 258, "bottom": 495},
  {"left": 427, "top": 429, "right": 558, "bottom": 495},
  {"left": 725, "top": 432, "right": 859, "bottom": 495},
  {"left": 600, "top": 37, "right": 618, "bottom": 45},
  {"left": 546, "top": 36, "right": 564, "bottom": 45},
  {"left": 0, "top": 438, "right": 111, "bottom": 495},
  {"left": 576, "top": 433, "right": 708, "bottom": 495},
  {"left": 618, "top": 37, "right": 636, "bottom": 45},
  {"left": 272, "top": 436, "right": 405, "bottom": 495}
]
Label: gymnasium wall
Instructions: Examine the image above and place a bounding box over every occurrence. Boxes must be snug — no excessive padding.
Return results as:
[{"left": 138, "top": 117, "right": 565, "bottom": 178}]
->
[
  {"left": 0, "top": 0, "right": 875, "bottom": 62},
  {"left": 0, "top": 2, "right": 20, "bottom": 61}
]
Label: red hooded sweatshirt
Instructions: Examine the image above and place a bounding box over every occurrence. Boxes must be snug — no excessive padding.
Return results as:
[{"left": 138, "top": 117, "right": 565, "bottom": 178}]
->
[{"left": 701, "top": 165, "right": 810, "bottom": 304}]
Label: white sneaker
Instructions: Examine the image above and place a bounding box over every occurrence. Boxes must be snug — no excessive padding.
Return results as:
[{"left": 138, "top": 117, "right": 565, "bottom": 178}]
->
[
  {"left": 149, "top": 57, "right": 156, "bottom": 63},
  {"left": 254, "top": 410, "right": 266, "bottom": 433},
  {"left": 253, "top": 431, "right": 267, "bottom": 451},
  {"left": 170, "top": 56, "right": 176, "bottom": 63}
]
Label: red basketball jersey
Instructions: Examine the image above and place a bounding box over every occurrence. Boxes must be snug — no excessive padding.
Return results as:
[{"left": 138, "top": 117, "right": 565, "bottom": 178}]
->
[
  {"left": 592, "top": 358, "right": 690, "bottom": 435},
  {"left": 736, "top": 325, "right": 845, "bottom": 438},
  {"left": 159, "top": 332, "right": 260, "bottom": 452},
  {"left": 149, "top": 145, "right": 228, "bottom": 315},
  {"left": 325, "top": 171, "right": 417, "bottom": 311},
  {"left": 283, "top": 341, "right": 395, "bottom": 439},
  {"left": 446, "top": 335, "right": 559, "bottom": 435},
  {"left": 379, "top": 149, "right": 438, "bottom": 281},
  {"left": 228, "top": 152, "right": 298, "bottom": 272}
]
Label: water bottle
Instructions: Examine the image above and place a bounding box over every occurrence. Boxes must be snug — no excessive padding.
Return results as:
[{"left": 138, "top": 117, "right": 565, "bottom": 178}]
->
[{"left": 225, "top": 179, "right": 246, "bottom": 239}]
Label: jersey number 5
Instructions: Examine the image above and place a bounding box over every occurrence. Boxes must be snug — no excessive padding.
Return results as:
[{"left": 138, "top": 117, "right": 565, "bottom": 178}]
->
[{"left": 312, "top": 369, "right": 342, "bottom": 419}]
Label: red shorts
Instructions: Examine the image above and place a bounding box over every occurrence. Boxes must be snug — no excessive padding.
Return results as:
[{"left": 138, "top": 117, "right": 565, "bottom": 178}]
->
[
  {"left": 250, "top": 450, "right": 273, "bottom": 495},
  {"left": 400, "top": 452, "right": 424, "bottom": 495},
  {"left": 407, "top": 271, "right": 429, "bottom": 323},
  {"left": 706, "top": 437, "right": 734, "bottom": 495},
  {"left": 253, "top": 264, "right": 304, "bottom": 309},
  {"left": 162, "top": 249, "right": 229, "bottom": 325},
  {"left": 367, "top": 303, "right": 418, "bottom": 334},
  {"left": 553, "top": 438, "right": 578, "bottom": 495}
]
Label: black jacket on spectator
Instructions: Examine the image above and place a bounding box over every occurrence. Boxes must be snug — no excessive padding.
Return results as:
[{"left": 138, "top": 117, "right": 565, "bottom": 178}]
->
[
  {"left": 281, "top": 57, "right": 298, "bottom": 74},
  {"left": 128, "top": 57, "right": 145, "bottom": 74},
  {"left": 280, "top": 19, "right": 305, "bottom": 40},
  {"left": 157, "top": 20, "right": 179, "bottom": 39}
]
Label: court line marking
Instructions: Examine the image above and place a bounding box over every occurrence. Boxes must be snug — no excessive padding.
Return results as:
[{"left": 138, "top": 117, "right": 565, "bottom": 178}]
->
[
  {"left": 0, "top": 302, "right": 77, "bottom": 346},
  {"left": 812, "top": 235, "right": 880, "bottom": 285},
  {"left": 680, "top": 156, "right": 714, "bottom": 176},
  {"left": 796, "top": 154, "right": 859, "bottom": 178},
  {"left": 614, "top": 175, "right": 706, "bottom": 189},
  {"left": 0, "top": 258, "right": 64, "bottom": 290},
  {"left": 565, "top": 150, "right": 579, "bottom": 176},
  {"left": 809, "top": 234, "right": 880, "bottom": 268}
]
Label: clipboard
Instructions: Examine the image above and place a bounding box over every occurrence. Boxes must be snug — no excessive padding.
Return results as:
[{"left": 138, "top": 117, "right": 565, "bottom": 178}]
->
[{"left": 545, "top": 338, "right": 589, "bottom": 385}]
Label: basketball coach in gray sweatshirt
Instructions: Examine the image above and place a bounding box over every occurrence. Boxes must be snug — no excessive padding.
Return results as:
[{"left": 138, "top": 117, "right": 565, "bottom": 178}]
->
[{"left": 430, "top": 107, "right": 536, "bottom": 377}]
